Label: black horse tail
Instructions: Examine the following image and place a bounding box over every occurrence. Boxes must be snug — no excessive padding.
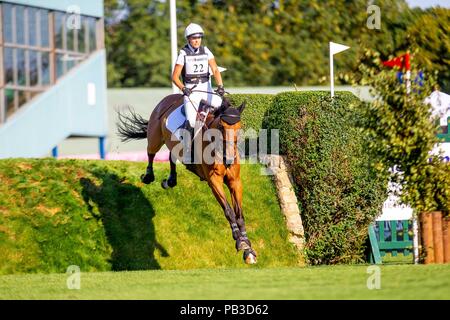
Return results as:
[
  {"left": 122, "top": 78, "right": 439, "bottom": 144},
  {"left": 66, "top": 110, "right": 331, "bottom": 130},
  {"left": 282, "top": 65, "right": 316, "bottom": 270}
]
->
[{"left": 116, "top": 107, "right": 149, "bottom": 142}]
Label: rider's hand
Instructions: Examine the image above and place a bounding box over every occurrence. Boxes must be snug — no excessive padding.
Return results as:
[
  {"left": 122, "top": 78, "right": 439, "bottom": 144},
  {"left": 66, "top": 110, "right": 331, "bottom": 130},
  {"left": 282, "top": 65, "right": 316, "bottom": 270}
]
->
[
  {"left": 216, "top": 85, "right": 225, "bottom": 97},
  {"left": 182, "top": 87, "right": 192, "bottom": 96}
]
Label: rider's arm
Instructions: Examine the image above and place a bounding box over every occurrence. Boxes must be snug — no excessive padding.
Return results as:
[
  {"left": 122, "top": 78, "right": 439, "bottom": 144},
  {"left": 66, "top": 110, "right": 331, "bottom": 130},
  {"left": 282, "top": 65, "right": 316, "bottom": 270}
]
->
[
  {"left": 172, "top": 64, "right": 185, "bottom": 91},
  {"left": 209, "top": 58, "right": 223, "bottom": 87}
]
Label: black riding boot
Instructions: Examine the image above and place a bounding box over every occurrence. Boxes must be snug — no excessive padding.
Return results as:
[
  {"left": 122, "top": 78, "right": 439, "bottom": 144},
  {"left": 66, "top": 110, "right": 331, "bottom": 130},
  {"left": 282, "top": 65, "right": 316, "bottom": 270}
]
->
[{"left": 182, "top": 120, "right": 195, "bottom": 164}]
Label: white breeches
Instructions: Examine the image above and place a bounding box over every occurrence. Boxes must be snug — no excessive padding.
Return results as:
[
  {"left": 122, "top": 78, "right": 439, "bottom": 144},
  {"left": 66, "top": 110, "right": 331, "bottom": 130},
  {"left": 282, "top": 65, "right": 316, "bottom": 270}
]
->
[{"left": 184, "top": 81, "right": 223, "bottom": 127}]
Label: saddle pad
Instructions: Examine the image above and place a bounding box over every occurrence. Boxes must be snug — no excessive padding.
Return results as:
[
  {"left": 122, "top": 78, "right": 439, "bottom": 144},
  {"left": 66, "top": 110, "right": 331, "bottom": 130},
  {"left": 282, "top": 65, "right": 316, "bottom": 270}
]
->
[{"left": 165, "top": 104, "right": 185, "bottom": 141}]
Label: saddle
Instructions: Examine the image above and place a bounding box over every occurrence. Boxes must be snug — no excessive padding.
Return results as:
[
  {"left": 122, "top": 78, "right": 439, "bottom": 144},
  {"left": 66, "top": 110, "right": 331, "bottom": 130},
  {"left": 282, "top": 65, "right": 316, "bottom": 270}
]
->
[{"left": 180, "top": 99, "right": 215, "bottom": 127}]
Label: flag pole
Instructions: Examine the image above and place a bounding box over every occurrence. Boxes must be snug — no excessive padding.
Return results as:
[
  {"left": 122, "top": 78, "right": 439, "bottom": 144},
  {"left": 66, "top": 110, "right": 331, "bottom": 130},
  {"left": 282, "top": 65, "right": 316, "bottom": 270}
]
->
[
  {"left": 330, "top": 49, "right": 334, "bottom": 98},
  {"left": 170, "top": 0, "right": 178, "bottom": 93},
  {"left": 405, "top": 52, "right": 411, "bottom": 95}
]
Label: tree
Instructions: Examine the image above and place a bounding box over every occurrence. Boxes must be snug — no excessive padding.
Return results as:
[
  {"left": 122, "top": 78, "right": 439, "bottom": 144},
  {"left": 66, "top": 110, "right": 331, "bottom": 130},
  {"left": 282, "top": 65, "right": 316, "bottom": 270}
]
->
[
  {"left": 406, "top": 8, "right": 450, "bottom": 92},
  {"left": 103, "top": 0, "right": 449, "bottom": 90},
  {"left": 355, "top": 49, "right": 450, "bottom": 213}
]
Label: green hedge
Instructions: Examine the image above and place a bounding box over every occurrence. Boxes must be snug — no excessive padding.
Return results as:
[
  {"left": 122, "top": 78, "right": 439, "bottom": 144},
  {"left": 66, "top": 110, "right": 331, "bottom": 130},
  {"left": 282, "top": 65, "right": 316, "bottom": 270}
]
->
[
  {"left": 263, "top": 91, "right": 388, "bottom": 264},
  {"left": 229, "top": 94, "right": 274, "bottom": 134}
]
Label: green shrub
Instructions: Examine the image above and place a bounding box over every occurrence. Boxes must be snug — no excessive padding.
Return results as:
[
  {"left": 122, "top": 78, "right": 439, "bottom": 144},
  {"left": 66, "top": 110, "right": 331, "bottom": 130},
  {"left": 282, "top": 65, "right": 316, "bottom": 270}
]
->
[
  {"left": 263, "top": 91, "right": 388, "bottom": 265},
  {"left": 229, "top": 94, "right": 274, "bottom": 134}
]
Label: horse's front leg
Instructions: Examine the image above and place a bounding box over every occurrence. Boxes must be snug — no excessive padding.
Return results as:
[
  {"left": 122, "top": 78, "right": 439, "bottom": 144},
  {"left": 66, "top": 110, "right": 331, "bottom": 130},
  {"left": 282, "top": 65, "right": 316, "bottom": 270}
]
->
[
  {"left": 162, "top": 151, "right": 177, "bottom": 189},
  {"left": 141, "top": 152, "right": 155, "bottom": 184},
  {"left": 208, "top": 174, "right": 241, "bottom": 244},
  {"left": 226, "top": 177, "right": 257, "bottom": 264}
]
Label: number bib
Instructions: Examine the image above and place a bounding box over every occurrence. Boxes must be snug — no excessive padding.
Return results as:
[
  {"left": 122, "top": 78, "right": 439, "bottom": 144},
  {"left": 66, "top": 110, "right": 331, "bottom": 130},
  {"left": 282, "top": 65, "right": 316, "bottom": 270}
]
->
[{"left": 184, "top": 54, "right": 209, "bottom": 77}]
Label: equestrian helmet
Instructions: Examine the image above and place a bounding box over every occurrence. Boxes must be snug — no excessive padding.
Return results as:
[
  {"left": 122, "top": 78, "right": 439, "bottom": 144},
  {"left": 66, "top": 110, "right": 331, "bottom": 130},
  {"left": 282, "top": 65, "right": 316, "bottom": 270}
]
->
[{"left": 185, "top": 23, "right": 204, "bottom": 39}]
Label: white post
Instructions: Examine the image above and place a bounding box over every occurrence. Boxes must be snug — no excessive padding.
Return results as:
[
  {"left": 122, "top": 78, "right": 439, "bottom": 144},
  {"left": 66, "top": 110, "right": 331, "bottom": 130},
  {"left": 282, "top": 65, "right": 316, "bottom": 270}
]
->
[
  {"left": 413, "top": 216, "right": 419, "bottom": 264},
  {"left": 330, "top": 50, "right": 334, "bottom": 98},
  {"left": 170, "top": 0, "right": 178, "bottom": 93},
  {"left": 405, "top": 70, "right": 411, "bottom": 95}
]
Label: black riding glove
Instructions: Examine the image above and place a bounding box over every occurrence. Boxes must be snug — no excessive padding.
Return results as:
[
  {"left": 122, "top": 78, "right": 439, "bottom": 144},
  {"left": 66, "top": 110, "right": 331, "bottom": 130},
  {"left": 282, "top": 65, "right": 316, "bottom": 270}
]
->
[
  {"left": 182, "top": 87, "right": 192, "bottom": 96},
  {"left": 216, "top": 85, "right": 225, "bottom": 97}
]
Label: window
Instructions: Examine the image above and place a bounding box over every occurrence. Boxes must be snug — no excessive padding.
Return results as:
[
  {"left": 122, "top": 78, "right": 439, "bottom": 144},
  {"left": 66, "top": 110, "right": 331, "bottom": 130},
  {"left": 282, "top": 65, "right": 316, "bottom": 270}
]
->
[
  {"left": 28, "top": 7, "right": 38, "bottom": 46},
  {"left": 87, "top": 17, "right": 97, "bottom": 52},
  {"left": 5, "top": 89, "right": 15, "bottom": 118},
  {"left": 4, "top": 48, "right": 14, "bottom": 85},
  {"left": 3, "top": 3, "right": 13, "bottom": 43},
  {"left": 41, "top": 52, "right": 50, "bottom": 85},
  {"left": 1, "top": 3, "right": 103, "bottom": 122},
  {"left": 78, "top": 17, "right": 86, "bottom": 53},
  {"left": 29, "top": 50, "right": 39, "bottom": 86},
  {"left": 17, "top": 48, "right": 26, "bottom": 86},
  {"left": 15, "top": 6, "right": 25, "bottom": 45},
  {"left": 40, "top": 10, "right": 49, "bottom": 47},
  {"left": 55, "top": 12, "right": 65, "bottom": 50}
]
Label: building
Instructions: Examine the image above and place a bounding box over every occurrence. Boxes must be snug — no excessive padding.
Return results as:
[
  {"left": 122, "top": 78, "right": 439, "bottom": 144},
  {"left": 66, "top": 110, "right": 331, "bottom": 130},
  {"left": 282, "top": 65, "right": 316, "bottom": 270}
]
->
[{"left": 0, "top": 0, "right": 107, "bottom": 158}]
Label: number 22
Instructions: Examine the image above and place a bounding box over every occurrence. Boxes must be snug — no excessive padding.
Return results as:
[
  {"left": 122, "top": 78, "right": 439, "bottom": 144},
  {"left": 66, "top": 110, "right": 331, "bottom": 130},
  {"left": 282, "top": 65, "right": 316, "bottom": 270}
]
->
[{"left": 194, "top": 64, "right": 204, "bottom": 73}]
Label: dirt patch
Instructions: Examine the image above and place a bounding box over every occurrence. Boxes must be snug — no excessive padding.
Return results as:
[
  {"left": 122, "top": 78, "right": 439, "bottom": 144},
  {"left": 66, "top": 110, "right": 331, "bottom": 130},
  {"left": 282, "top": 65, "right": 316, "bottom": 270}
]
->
[
  {"left": 0, "top": 173, "right": 13, "bottom": 185},
  {"left": 36, "top": 204, "right": 60, "bottom": 217},
  {"left": 258, "top": 238, "right": 265, "bottom": 249},
  {"left": 17, "top": 163, "right": 33, "bottom": 171},
  {"left": 0, "top": 225, "right": 16, "bottom": 240}
]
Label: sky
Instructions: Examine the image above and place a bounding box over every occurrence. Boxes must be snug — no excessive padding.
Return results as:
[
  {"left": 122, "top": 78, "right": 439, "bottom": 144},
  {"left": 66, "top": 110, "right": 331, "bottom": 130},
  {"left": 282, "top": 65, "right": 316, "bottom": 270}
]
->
[{"left": 405, "top": 0, "right": 450, "bottom": 8}]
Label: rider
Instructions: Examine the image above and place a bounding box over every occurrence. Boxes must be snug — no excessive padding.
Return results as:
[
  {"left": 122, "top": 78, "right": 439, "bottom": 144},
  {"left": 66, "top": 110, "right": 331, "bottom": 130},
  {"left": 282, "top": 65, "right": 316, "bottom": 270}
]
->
[{"left": 172, "top": 23, "right": 225, "bottom": 163}]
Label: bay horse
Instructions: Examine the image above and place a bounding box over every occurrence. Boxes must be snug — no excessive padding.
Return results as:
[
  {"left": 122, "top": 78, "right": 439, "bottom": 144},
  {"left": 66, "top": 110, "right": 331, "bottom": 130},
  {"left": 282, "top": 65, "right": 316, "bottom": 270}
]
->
[{"left": 117, "top": 93, "right": 257, "bottom": 264}]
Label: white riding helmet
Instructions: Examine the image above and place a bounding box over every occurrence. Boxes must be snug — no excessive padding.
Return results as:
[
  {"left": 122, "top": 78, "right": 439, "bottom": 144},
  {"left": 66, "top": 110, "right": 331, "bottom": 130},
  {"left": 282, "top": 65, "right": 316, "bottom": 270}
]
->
[{"left": 184, "top": 23, "right": 204, "bottom": 39}]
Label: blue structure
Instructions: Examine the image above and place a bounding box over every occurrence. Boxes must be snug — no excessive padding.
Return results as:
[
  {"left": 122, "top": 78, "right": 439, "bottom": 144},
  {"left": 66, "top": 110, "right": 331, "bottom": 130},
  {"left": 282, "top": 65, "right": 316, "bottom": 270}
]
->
[{"left": 0, "top": 0, "right": 107, "bottom": 158}]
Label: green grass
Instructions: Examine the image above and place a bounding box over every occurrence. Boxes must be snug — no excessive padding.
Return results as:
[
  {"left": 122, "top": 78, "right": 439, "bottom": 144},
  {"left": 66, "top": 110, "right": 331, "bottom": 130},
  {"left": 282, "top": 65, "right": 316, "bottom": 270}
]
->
[
  {"left": 0, "top": 158, "right": 301, "bottom": 275},
  {"left": 1, "top": 265, "right": 450, "bottom": 299}
]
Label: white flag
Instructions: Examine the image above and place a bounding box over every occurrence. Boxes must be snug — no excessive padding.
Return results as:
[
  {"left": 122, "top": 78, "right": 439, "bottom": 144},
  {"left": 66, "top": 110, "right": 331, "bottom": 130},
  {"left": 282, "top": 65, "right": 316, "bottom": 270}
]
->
[
  {"left": 209, "top": 66, "right": 227, "bottom": 77},
  {"left": 330, "top": 42, "right": 350, "bottom": 55},
  {"left": 329, "top": 42, "right": 350, "bottom": 98}
]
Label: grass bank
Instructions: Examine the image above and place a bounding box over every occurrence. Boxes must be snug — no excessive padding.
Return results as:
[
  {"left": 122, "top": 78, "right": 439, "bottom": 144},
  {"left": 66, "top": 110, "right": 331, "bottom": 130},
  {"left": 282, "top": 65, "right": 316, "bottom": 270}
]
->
[{"left": 0, "top": 158, "right": 300, "bottom": 274}]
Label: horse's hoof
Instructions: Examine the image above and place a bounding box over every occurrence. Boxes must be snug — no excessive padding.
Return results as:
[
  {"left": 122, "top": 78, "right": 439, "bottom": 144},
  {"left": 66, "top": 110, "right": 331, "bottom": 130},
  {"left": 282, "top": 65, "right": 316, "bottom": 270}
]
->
[
  {"left": 161, "top": 179, "right": 169, "bottom": 189},
  {"left": 243, "top": 250, "right": 257, "bottom": 264},
  {"left": 167, "top": 176, "right": 177, "bottom": 188},
  {"left": 141, "top": 173, "right": 155, "bottom": 184}
]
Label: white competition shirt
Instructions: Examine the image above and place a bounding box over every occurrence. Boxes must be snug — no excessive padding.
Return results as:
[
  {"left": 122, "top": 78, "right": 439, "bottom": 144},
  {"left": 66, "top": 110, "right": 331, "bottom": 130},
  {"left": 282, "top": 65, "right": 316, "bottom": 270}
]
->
[{"left": 175, "top": 44, "right": 214, "bottom": 66}]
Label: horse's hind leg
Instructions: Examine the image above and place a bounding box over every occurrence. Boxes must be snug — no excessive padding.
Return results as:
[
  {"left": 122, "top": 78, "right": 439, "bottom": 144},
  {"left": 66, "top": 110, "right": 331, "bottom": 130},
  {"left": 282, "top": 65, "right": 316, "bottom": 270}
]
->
[
  {"left": 141, "top": 153, "right": 156, "bottom": 184},
  {"left": 141, "top": 125, "right": 163, "bottom": 184},
  {"left": 161, "top": 151, "right": 177, "bottom": 189}
]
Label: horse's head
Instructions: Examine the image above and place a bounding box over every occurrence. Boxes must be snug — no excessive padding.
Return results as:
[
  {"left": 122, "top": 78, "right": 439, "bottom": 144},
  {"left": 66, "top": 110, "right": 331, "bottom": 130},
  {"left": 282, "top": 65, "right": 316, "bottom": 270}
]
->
[{"left": 216, "top": 100, "right": 246, "bottom": 167}]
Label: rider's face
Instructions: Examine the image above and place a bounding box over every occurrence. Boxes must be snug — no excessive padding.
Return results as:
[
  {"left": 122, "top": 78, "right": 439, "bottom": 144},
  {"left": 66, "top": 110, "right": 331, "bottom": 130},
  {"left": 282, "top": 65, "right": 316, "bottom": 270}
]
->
[{"left": 188, "top": 36, "right": 202, "bottom": 49}]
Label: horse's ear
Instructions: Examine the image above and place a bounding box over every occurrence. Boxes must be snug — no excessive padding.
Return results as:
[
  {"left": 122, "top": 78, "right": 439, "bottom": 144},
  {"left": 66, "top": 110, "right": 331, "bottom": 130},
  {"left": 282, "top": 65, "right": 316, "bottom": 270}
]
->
[{"left": 238, "top": 102, "right": 246, "bottom": 114}]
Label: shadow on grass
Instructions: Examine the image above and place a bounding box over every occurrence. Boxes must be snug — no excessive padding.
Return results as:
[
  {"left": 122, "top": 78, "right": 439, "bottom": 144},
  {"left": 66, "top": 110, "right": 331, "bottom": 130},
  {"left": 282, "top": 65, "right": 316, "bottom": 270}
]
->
[{"left": 80, "top": 168, "right": 168, "bottom": 271}]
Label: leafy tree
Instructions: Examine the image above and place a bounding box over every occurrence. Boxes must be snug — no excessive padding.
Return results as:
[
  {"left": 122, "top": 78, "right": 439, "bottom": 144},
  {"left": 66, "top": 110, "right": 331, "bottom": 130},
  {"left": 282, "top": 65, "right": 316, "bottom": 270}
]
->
[
  {"left": 104, "top": 0, "right": 449, "bottom": 90},
  {"left": 405, "top": 8, "right": 450, "bottom": 92},
  {"left": 105, "top": 0, "right": 171, "bottom": 87},
  {"left": 355, "top": 49, "right": 450, "bottom": 213}
]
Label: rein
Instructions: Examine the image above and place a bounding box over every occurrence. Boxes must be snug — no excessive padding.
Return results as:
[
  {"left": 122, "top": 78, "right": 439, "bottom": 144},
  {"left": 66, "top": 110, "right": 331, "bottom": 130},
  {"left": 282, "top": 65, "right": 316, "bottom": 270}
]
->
[
  {"left": 191, "top": 89, "right": 231, "bottom": 96},
  {"left": 184, "top": 88, "right": 239, "bottom": 166}
]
